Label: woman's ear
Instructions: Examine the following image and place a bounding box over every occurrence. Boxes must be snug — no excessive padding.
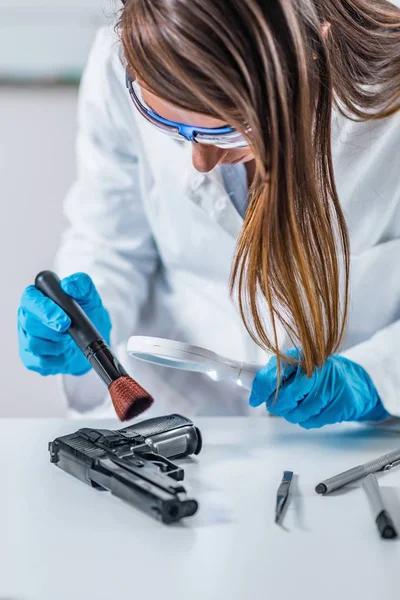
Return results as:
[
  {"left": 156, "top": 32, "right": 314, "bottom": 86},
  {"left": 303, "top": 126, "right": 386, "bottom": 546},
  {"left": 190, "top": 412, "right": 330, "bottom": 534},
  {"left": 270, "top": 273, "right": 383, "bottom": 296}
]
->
[
  {"left": 313, "top": 22, "right": 331, "bottom": 60},
  {"left": 321, "top": 21, "right": 331, "bottom": 40}
]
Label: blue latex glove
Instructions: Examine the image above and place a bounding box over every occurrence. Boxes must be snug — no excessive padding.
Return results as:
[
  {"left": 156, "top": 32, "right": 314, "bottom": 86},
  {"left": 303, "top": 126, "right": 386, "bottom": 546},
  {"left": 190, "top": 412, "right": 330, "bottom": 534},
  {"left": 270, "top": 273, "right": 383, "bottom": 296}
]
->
[
  {"left": 249, "top": 348, "right": 389, "bottom": 429},
  {"left": 18, "top": 272, "right": 112, "bottom": 376}
]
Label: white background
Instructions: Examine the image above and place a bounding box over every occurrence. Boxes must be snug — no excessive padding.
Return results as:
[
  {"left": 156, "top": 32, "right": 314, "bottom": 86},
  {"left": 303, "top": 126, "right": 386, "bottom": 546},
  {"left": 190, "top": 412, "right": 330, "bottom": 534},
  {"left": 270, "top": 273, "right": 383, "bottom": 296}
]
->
[
  {"left": 0, "top": 0, "right": 111, "bottom": 80},
  {"left": 0, "top": 2, "right": 116, "bottom": 416},
  {"left": 0, "top": 87, "right": 78, "bottom": 417}
]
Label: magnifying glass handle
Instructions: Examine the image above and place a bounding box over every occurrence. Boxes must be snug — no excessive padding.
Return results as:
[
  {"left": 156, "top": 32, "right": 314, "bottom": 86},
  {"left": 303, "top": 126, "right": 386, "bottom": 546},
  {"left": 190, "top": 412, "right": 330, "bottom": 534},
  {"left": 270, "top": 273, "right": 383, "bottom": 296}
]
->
[{"left": 237, "top": 361, "right": 264, "bottom": 390}]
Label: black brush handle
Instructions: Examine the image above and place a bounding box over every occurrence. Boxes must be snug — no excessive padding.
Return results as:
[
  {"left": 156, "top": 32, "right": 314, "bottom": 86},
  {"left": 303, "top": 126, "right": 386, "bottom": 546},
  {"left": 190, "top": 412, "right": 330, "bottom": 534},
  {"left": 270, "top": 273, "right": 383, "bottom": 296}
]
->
[{"left": 35, "top": 270, "right": 102, "bottom": 351}]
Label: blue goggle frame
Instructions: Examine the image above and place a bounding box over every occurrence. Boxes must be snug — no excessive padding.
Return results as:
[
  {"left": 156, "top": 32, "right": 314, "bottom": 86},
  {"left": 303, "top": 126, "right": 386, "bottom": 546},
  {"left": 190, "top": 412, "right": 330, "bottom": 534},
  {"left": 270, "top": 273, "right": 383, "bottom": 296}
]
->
[{"left": 126, "top": 72, "right": 249, "bottom": 149}]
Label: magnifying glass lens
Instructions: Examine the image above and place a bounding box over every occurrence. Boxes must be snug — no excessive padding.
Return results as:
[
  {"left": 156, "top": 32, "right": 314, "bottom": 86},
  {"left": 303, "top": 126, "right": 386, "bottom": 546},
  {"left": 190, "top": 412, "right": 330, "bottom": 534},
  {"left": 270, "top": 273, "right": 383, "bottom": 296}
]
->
[{"left": 132, "top": 352, "right": 208, "bottom": 373}]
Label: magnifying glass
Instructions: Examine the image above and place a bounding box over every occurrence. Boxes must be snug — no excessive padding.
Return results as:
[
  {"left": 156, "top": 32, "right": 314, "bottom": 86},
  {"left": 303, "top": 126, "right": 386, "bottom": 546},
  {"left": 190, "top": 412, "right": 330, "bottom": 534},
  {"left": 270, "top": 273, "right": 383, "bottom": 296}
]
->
[{"left": 126, "top": 336, "right": 264, "bottom": 390}]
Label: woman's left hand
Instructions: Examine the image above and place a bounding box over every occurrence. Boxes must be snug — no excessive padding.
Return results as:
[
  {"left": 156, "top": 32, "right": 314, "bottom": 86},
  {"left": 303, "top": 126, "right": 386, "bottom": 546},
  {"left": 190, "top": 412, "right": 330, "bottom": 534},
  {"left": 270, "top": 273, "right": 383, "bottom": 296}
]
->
[{"left": 249, "top": 349, "right": 389, "bottom": 429}]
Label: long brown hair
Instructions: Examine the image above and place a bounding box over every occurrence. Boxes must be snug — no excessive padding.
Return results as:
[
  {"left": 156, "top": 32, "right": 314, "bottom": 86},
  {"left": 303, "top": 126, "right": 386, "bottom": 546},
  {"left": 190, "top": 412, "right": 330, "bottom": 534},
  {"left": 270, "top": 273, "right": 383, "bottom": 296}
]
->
[{"left": 119, "top": 0, "right": 400, "bottom": 376}]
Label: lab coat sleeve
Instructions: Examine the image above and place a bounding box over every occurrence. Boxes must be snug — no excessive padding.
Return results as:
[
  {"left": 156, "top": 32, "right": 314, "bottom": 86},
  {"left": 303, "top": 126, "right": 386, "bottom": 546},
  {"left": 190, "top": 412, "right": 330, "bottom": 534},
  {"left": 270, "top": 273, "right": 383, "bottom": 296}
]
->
[
  {"left": 341, "top": 320, "right": 400, "bottom": 418},
  {"left": 55, "top": 28, "right": 159, "bottom": 413}
]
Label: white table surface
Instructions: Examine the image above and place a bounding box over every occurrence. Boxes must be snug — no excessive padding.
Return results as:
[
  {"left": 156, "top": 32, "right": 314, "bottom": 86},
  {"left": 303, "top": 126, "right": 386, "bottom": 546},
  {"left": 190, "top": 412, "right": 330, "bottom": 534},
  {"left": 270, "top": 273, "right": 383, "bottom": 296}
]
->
[{"left": 2, "top": 416, "right": 400, "bottom": 600}]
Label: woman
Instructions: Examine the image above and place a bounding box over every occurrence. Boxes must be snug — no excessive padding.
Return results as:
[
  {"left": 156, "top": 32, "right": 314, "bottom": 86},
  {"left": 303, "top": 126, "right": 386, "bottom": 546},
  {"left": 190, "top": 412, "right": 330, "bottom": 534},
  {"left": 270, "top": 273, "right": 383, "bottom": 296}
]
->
[{"left": 18, "top": 0, "right": 400, "bottom": 426}]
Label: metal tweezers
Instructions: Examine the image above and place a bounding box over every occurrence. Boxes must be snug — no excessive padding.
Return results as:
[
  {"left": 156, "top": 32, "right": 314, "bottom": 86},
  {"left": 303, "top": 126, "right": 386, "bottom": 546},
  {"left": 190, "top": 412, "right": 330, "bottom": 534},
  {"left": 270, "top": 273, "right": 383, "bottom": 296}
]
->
[{"left": 275, "top": 471, "right": 294, "bottom": 524}]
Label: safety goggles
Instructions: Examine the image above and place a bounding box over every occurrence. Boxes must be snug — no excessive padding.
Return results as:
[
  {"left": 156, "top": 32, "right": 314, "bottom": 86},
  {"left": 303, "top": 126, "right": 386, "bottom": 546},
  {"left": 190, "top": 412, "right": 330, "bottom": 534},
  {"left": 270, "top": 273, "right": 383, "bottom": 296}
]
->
[{"left": 126, "top": 72, "right": 249, "bottom": 149}]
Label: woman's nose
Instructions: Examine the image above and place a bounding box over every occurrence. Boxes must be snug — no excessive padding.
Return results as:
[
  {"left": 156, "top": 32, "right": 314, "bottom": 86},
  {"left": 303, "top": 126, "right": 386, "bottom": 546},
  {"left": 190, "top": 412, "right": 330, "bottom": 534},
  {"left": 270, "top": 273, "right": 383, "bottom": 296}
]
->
[{"left": 191, "top": 143, "right": 225, "bottom": 173}]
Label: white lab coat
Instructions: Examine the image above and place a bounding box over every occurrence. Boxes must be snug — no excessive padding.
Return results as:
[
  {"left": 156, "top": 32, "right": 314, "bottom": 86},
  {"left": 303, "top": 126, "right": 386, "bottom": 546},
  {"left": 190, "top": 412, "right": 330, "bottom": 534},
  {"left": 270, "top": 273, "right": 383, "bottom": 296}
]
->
[{"left": 56, "top": 27, "right": 400, "bottom": 420}]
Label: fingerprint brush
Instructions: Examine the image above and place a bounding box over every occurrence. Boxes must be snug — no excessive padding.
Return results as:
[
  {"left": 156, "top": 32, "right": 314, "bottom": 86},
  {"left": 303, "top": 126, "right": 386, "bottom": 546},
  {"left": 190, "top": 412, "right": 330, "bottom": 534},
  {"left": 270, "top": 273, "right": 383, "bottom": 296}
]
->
[{"left": 35, "top": 271, "right": 154, "bottom": 421}]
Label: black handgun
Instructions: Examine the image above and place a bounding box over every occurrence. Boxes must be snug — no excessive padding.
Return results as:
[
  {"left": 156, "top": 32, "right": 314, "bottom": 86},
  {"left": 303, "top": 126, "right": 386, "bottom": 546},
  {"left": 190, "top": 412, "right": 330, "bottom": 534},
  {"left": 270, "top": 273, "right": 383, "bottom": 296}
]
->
[{"left": 48, "top": 414, "right": 202, "bottom": 524}]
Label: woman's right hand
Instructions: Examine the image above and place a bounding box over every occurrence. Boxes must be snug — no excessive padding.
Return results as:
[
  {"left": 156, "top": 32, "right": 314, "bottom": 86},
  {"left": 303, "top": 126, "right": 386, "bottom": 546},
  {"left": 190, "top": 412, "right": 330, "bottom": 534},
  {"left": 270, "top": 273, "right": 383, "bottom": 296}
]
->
[{"left": 18, "top": 272, "right": 112, "bottom": 376}]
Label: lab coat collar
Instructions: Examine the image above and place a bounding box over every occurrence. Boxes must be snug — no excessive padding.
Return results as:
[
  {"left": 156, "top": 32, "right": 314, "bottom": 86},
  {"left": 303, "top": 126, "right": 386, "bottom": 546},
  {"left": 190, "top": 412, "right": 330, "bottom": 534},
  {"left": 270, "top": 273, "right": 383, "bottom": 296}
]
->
[
  {"left": 136, "top": 119, "right": 245, "bottom": 240},
  {"left": 182, "top": 147, "right": 244, "bottom": 240}
]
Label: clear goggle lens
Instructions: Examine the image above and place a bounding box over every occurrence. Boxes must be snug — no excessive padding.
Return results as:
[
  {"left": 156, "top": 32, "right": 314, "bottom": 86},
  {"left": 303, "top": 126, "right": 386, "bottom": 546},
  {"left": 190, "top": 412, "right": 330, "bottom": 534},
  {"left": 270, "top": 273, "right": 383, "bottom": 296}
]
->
[{"left": 127, "top": 76, "right": 249, "bottom": 149}]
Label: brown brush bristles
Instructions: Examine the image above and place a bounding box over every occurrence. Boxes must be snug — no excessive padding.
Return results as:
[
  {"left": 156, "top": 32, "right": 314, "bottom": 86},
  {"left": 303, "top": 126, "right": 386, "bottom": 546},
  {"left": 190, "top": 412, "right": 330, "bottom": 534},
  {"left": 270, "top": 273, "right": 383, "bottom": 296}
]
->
[{"left": 109, "top": 376, "right": 154, "bottom": 421}]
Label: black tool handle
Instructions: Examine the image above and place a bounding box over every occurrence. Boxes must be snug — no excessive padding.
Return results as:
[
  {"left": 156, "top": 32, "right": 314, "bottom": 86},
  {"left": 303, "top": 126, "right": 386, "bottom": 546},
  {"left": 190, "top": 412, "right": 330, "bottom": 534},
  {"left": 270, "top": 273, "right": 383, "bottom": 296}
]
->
[
  {"left": 376, "top": 510, "right": 398, "bottom": 540},
  {"left": 35, "top": 270, "right": 102, "bottom": 351}
]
